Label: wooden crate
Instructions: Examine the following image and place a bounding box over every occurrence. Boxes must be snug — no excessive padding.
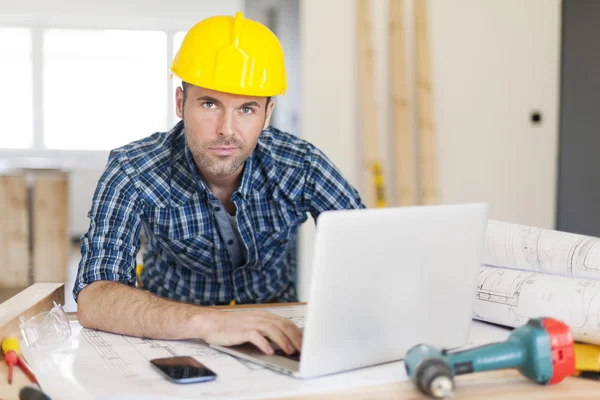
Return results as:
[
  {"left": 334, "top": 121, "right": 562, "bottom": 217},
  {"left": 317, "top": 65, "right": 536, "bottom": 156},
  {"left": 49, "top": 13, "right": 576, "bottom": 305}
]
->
[
  {"left": 0, "top": 174, "right": 29, "bottom": 287},
  {"left": 0, "top": 170, "right": 69, "bottom": 289}
]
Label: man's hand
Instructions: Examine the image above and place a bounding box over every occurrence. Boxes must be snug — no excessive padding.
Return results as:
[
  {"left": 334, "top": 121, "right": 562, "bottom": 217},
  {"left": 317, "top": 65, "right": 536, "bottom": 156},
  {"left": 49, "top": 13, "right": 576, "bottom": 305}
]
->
[
  {"left": 77, "top": 282, "right": 301, "bottom": 356},
  {"left": 201, "top": 310, "right": 303, "bottom": 355}
]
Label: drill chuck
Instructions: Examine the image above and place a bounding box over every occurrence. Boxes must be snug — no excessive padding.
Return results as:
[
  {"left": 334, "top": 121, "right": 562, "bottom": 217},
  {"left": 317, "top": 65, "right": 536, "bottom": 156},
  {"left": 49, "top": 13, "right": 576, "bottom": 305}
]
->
[
  {"left": 430, "top": 375, "right": 454, "bottom": 399},
  {"left": 405, "top": 344, "right": 455, "bottom": 398},
  {"left": 414, "top": 358, "right": 454, "bottom": 398}
]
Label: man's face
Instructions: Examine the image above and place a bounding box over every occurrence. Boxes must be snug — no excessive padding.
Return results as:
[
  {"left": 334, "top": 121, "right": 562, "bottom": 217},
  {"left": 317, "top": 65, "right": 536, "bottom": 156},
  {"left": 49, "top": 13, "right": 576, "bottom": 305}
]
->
[{"left": 175, "top": 84, "right": 274, "bottom": 178}]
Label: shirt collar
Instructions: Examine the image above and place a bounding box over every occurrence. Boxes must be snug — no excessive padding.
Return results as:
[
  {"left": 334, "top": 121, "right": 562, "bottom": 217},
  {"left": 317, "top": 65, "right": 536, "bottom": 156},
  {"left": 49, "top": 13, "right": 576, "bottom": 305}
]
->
[{"left": 236, "top": 150, "right": 255, "bottom": 200}]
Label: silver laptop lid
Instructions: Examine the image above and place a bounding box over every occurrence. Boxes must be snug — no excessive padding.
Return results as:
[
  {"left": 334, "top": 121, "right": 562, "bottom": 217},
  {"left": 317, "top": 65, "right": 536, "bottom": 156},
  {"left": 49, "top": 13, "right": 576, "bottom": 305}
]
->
[{"left": 299, "top": 203, "right": 488, "bottom": 378}]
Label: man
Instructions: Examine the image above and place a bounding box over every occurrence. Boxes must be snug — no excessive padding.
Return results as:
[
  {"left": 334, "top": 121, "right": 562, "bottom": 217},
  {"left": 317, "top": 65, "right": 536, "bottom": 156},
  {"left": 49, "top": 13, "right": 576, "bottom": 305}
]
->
[{"left": 74, "top": 12, "right": 364, "bottom": 357}]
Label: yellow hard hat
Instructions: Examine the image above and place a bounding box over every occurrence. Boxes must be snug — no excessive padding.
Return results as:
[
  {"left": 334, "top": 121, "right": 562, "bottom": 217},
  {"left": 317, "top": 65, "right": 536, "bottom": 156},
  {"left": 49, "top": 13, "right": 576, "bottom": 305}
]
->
[{"left": 170, "top": 12, "right": 287, "bottom": 97}]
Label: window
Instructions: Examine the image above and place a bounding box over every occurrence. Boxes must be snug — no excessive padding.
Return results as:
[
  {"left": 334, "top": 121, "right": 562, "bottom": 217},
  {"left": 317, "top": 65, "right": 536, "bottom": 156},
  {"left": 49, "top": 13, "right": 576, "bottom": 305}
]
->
[
  {"left": 43, "top": 29, "right": 168, "bottom": 150},
  {"left": 0, "top": 28, "right": 33, "bottom": 149},
  {"left": 0, "top": 26, "right": 186, "bottom": 152}
]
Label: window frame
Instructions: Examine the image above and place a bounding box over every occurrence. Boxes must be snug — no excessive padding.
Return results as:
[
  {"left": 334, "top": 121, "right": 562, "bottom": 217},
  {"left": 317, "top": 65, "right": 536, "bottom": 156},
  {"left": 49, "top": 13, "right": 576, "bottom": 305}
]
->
[
  {"left": 0, "top": 26, "right": 34, "bottom": 149},
  {"left": 0, "top": 17, "right": 187, "bottom": 168}
]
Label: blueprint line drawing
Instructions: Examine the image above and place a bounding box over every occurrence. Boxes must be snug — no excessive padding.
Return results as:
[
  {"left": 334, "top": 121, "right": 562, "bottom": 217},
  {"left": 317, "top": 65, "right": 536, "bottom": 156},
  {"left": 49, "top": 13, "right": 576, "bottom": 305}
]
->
[
  {"left": 80, "top": 320, "right": 271, "bottom": 386},
  {"left": 82, "top": 330, "right": 138, "bottom": 378},
  {"left": 474, "top": 266, "right": 600, "bottom": 344},
  {"left": 78, "top": 305, "right": 310, "bottom": 383},
  {"left": 482, "top": 220, "right": 600, "bottom": 279},
  {"left": 30, "top": 305, "right": 408, "bottom": 400},
  {"left": 476, "top": 267, "right": 527, "bottom": 306}
]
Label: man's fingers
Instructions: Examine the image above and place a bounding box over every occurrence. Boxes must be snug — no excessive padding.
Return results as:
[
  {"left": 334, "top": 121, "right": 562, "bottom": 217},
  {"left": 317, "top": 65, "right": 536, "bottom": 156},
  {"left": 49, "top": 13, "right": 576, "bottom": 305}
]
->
[
  {"left": 257, "top": 323, "right": 296, "bottom": 355},
  {"left": 276, "top": 320, "right": 302, "bottom": 353},
  {"left": 247, "top": 330, "right": 274, "bottom": 355},
  {"left": 264, "top": 315, "right": 302, "bottom": 352},
  {"left": 206, "top": 312, "right": 302, "bottom": 356}
]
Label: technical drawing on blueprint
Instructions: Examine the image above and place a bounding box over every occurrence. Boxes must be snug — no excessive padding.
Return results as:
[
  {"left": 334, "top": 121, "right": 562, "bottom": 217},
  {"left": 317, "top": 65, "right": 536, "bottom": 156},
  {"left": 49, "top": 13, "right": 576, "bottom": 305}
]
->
[
  {"left": 482, "top": 219, "right": 600, "bottom": 279},
  {"left": 80, "top": 305, "right": 308, "bottom": 386},
  {"left": 473, "top": 266, "right": 600, "bottom": 345},
  {"left": 26, "top": 304, "right": 406, "bottom": 400}
]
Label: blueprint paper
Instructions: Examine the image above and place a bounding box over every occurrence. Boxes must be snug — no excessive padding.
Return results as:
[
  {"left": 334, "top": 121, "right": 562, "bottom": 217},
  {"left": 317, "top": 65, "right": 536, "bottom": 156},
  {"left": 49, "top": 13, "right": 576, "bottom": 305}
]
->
[
  {"left": 22, "top": 305, "right": 405, "bottom": 400},
  {"left": 483, "top": 219, "right": 600, "bottom": 279},
  {"left": 473, "top": 220, "right": 600, "bottom": 344},
  {"left": 474, "top": 266, "right": 600, "bottom": 345},
  {"left": 22, "top": 305, "right": 511, "bottom": 400}
]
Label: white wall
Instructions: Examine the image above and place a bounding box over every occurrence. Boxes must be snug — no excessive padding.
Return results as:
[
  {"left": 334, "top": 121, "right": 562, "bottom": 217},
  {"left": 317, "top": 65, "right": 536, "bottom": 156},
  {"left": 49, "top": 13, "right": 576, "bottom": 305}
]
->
[
  {"left": 430, "top": 0, "right": 561, "bottom": 230},
  {"left": 0, "top": 0, "right": 245, "bottom": 237},
  {"left": 0, "top": 0, "right": 244, "bottom": 29},
  {"left": 244, "top": 0, "right": 301, "bottom": 136},
  {"left": 298, "top": 0, "right": 561, "bottom": 301},
  {"left": 298, "top": 0, "right": 361, "bottom": 300},
  {"left": 1, "top": 0, "right": 562, "bottom": 303},
  {"left": 270, "top": 0, "right": 301, "bottom": 136}
]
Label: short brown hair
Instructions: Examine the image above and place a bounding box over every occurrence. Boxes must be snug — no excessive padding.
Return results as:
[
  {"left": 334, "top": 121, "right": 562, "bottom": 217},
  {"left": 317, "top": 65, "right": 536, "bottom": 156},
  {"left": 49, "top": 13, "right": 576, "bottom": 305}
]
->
[{"left": 181, "top": 81, "right": 271, "bottom": 109}]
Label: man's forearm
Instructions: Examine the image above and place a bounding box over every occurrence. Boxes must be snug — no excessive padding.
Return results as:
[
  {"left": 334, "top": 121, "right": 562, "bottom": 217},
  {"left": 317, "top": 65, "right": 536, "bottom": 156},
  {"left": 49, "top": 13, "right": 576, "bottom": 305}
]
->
[{"left": 77, "top": 281, "right": 217, "bottom": 340}]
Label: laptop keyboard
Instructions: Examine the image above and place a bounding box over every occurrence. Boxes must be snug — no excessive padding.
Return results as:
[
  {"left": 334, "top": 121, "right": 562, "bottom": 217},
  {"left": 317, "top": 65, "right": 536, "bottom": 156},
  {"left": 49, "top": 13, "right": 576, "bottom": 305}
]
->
[{"left": 274, "top": 349, "right": 301, "bottom": 362}]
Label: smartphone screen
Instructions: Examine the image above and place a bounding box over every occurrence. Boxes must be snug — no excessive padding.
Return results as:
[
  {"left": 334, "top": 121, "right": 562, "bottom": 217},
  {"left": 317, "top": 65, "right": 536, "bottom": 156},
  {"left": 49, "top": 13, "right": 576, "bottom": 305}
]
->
[{"left": 150, "top": 356, "right": 217, "bottom": 384}]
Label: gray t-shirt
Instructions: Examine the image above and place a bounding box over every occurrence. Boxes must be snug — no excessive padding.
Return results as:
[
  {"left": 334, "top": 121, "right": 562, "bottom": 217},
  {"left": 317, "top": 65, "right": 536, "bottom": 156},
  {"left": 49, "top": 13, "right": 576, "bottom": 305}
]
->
[{"left": 210, "top": 199, "right": 246, "bottom": 268}]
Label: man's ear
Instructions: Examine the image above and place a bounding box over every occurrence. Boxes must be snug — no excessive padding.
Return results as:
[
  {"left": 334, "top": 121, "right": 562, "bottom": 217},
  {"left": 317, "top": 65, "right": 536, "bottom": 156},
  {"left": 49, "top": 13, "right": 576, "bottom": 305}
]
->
[
  {"left": 175, "top": 86, "right": 184, "bottom": 119},
  {"left": 263, "top": 100, "right": 275, "bottom": 130}
]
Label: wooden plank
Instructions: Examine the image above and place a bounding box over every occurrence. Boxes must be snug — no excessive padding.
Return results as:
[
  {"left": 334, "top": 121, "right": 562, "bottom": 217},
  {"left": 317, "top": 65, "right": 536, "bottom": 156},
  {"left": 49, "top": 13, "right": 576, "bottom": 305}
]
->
[
  {"left": 357, "top": 0, "right": 386, "bottom": 208},
  {"left": 0, "top": 286, "right": 28, "bottom": 303},
  {"left": 415, "top": 0, "right": 439, "bottom": 205},
  {"left": 282, "top": 369, "right": 600, "bottom": 399},
  {"left": 0, "top": 283, "right": 64, "bottom": 339},
  {"left": 0, "top": 283, "right": 64, "bottom": 400},
  {"left": 32, "top": 171, "right": 69, "bottom": 284},
  {"left": 0, "top": 174, "right": 30, "bottom": 286},
  {"left": 0, "top": 360, "right": 33, "bottom": 399},
  {"left": 389, "top": 0, "right": 416, "bottom": 206}
]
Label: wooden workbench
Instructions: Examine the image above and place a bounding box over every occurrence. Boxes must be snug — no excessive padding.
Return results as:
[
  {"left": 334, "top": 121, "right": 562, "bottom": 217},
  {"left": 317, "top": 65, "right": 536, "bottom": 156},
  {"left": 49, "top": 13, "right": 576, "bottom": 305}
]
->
[{"left": 1, "top": 284, "right": 599, "bottom": 399}]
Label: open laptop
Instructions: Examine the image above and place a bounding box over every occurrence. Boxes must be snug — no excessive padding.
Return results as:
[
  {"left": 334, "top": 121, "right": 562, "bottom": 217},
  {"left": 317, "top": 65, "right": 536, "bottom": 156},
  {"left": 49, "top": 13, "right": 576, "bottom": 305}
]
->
[{"left": 211, "top": 203, "right": 488, "bottom": 378}]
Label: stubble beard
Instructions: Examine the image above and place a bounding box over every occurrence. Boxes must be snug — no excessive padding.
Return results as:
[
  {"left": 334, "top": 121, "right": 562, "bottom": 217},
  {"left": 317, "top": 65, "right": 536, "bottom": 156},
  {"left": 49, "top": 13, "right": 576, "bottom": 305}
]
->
[{"left": 187, "top": 132, "right": 255, "bottom": 177}]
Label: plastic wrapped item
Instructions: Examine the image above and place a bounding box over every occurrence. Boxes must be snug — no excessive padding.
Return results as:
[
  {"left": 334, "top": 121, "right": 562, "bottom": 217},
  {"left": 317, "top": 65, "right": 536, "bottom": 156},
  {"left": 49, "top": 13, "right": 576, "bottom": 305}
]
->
[{"left": 19, "top": 301, "right": 72, "bottom": 348}]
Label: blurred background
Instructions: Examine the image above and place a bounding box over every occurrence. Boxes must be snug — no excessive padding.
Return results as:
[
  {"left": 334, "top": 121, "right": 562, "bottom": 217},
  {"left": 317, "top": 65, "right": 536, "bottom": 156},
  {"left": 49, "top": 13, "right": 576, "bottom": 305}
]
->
[{"left": 0, "top": 0, "right": 598, "bottom": 308}]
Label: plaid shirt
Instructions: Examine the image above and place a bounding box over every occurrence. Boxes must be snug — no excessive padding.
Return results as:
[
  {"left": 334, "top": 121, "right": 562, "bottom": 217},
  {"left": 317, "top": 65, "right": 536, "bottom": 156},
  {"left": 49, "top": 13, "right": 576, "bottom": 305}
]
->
[{"left": 73, "top": 121, "right": 364, "bottom": 306}]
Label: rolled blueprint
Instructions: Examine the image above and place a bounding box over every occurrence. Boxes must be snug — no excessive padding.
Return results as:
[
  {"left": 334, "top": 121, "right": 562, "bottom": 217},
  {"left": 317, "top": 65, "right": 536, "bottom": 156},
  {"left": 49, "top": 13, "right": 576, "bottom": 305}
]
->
[
  {"left": 473, "top": 220, "right": 600, "bottom": 345},
  {"left": 474, "top": 266, "right": 600, "bottom": 345},
  {"left": 482, "top": 219, "right": 600, "bottom": 280}
]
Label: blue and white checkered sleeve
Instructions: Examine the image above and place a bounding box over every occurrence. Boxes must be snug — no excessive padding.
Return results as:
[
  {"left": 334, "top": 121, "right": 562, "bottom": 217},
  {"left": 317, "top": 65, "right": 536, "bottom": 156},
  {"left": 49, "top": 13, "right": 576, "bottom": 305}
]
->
[
  {"left": 302, "top": 143, "right": 366, "bottom": 220},
  {"left": 72, "top": 150, "right": 143, "bottom": 302}
]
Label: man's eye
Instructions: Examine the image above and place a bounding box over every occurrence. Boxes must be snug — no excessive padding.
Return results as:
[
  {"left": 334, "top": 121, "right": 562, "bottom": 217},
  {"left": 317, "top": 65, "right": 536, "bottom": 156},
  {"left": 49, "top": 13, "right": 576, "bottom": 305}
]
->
[
  {"left": 202, "top": 102, "right": 215, "bottom": 108},
  {"left": 241, "top": 107, "right": 254, "bottom": 114}
]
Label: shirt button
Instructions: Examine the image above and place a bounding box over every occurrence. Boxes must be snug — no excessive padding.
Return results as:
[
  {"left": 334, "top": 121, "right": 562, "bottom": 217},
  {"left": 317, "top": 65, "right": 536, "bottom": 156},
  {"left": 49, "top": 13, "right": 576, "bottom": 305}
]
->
[
  {"left": 227, "top": 239, "right": 234, "bottom": 245},
  {"left": 214, "top": 207, "right": 221, "bottom": 212}
]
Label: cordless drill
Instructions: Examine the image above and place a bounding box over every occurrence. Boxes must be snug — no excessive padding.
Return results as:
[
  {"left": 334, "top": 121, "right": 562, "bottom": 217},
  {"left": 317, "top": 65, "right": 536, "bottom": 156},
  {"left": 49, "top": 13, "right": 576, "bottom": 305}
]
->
[{"left": 404, "top": 317, "right": 576, "bottom": 398}]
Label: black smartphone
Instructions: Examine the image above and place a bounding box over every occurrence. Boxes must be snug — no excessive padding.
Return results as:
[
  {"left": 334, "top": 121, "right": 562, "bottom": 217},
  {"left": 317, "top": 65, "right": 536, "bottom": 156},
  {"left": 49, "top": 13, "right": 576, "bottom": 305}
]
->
[{"left": 150, "top": 356, "right": 217, "bottom": 384}]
